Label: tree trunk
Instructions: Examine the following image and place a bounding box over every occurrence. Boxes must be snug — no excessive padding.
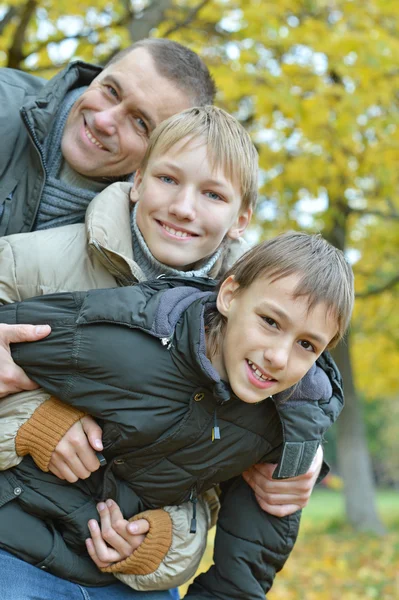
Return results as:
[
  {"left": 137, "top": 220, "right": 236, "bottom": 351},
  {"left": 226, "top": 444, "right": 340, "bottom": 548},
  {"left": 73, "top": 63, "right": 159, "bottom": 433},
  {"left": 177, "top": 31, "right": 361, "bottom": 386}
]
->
[
  {"left": 327, "top": 212, "right": 385, "bottom": 534},
  {"left": 332, "top": 336, "right": 385, "bottom": 534},
  {"left": 128, "top": 0, "right": 174, "bottom": 42}
]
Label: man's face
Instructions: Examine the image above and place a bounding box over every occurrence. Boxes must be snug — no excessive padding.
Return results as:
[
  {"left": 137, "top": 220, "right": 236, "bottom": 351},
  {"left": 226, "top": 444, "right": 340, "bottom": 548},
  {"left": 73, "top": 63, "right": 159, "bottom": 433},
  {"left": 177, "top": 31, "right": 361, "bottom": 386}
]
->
[
  {"left": 61, "top": 48, "right": 192, "bottom": 179},
  {"left": 211, "top": 274, "right": 337, "bottom": 404},
  {"left": 134, "top": 137, "right": 251, "bottom": 269}
]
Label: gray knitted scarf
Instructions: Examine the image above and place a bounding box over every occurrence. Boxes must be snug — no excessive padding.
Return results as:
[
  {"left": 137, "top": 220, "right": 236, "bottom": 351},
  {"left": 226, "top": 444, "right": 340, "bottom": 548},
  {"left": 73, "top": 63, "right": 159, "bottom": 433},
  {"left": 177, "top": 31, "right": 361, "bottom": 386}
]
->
[
  {"left": 34, "top": 87, "right": 109, "bottom": 231},
  {"left": 131, "top": 203, "right": 223, "bottom": 279}
]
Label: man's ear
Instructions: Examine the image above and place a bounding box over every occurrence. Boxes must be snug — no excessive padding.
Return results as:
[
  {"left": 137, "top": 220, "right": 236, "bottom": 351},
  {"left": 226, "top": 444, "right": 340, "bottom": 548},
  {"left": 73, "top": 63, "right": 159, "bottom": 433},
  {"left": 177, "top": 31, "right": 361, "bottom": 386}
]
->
[
  {"left": 130, "top": 169, "right": 143, "bottom": 204},
  {"left": 216, "top": 276, "right": 240, "bottom": 317},
  {"left": 227, "top": 207, "right": 252, "bottom": 240}
]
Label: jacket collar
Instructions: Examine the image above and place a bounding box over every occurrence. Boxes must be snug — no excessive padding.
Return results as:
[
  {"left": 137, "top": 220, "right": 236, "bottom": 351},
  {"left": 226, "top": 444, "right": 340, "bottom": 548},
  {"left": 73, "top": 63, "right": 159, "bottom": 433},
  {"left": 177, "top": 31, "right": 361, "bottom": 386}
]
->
[
  {"left": 22, "top": 61, "right": 102, "bottom": 146},
  {"left": 85, "top": 181, "right": 146, "bottom": 285}
]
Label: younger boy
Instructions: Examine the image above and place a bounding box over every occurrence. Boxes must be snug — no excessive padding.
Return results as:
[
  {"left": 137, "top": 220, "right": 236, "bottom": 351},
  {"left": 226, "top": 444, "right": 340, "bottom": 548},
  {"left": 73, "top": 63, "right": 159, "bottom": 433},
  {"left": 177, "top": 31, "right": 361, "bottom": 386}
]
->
[{"left": 0, "top": 232, "right": 353, "bottom": 599}]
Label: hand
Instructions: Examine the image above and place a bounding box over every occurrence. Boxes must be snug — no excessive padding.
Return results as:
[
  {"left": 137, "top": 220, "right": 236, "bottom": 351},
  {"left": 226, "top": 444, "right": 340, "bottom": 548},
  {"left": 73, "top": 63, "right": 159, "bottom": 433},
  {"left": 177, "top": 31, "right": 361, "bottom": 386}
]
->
[
  {"left": 0, "top": 323, "right": 51, "bottom": 398},
  {"left": 86, "top": 499, "right": 149, "bottom": 568},
  {"left": 243, "top": 445, "right": 324, "bottom": 517},
  {"left": 48, "top": 416, "right": 104, "bottom": 482}
]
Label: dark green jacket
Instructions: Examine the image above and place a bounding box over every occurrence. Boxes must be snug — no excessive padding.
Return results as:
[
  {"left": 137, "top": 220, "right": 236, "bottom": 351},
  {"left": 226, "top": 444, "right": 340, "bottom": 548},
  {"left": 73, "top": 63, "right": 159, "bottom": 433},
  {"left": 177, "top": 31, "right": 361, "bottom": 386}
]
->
[
  {"left": 0, "top": 62, "right": 101, "bottom": 235},
  {"left": 0, "top": 279, "right": 343, "bottom": 597}
]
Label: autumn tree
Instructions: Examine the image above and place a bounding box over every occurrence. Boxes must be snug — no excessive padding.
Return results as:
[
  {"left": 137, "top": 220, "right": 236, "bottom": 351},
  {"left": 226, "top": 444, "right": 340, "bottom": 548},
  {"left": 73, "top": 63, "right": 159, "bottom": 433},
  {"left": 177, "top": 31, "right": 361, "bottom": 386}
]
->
[{"left": 1, "top": 0, "right": 398, "bottom": 532}]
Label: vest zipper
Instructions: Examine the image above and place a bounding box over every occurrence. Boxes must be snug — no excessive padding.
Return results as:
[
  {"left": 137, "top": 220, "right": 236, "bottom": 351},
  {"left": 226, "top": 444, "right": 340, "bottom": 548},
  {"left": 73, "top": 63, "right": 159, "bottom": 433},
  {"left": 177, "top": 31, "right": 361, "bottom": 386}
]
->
[{"left": 189, "top": 487, "right": 198, "bottom": 534}]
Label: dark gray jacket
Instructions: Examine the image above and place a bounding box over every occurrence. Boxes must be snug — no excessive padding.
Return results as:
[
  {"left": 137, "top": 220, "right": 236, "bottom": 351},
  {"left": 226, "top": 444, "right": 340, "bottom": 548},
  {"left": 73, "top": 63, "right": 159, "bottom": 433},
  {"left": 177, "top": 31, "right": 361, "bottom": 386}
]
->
[
  {"left": 0, "top": 62, "right": 101, "bottom": 235},
  {"left": 0, "top": 278, "right": 343, "bottom": 597}
]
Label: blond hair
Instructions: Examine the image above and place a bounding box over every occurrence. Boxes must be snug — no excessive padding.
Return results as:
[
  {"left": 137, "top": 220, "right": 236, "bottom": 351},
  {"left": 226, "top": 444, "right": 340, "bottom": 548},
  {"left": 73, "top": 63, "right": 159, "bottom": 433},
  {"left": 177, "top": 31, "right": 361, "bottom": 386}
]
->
[
  {"left": 139, "top": 105, "right": 259, "bottom": 213},
  {"left": 206, "top": 231, "right": 354, "bottom": 353}
]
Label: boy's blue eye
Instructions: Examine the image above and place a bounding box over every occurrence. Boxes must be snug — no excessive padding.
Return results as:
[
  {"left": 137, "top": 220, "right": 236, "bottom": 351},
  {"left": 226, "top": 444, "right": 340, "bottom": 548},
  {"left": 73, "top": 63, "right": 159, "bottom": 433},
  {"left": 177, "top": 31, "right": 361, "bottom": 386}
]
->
[
  {"left": 205, "top": 191, "right": 223, "bottom": 201},
  {"left": 159, "top": 175, "right": 175, "bottom": 184}
]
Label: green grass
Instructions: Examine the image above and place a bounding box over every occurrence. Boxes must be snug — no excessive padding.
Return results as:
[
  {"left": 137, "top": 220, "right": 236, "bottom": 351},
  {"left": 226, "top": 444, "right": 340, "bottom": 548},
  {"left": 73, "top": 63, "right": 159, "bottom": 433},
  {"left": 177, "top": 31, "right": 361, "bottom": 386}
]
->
[{"left": 301, "top": 488, "right": 399, "bottom": 532}]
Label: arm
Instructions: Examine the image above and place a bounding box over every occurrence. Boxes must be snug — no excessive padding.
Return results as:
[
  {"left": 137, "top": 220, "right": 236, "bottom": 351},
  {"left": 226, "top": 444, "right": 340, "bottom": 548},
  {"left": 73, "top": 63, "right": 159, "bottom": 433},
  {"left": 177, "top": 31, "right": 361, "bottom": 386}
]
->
[
  {"left": 185, "top": 476, "right": 300, "bottom": 599},
  {"left": 243, "top": 357, "right": 336, "bottom": 517},
  {"left": 86, "top": 496, "right": 215, "bottom": 591},
  {"left": 243, "top": 445, "right": 323, "bottom": 517}
]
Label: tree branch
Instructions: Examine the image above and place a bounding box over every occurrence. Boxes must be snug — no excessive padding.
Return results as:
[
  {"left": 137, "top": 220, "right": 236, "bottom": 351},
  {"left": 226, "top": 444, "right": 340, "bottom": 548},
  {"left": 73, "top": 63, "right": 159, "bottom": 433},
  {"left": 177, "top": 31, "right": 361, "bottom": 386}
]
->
[
  {"left": 349, "top": 207, "right": 399, "bottom": 220},
  {"left": 356, "top": 274, "right": 399, "bottom": 298},
  {"left": 0, "top": 6, "right": 18, "bottom": 36},
  {"left": 7, "top": 0, "right": 37, "bottom": 69},
  {"left": 162, "top": 0, "right": 212, "bottom": 37},
  {"left": 17, "top": 11, "right": 132, "bottom": 67}
]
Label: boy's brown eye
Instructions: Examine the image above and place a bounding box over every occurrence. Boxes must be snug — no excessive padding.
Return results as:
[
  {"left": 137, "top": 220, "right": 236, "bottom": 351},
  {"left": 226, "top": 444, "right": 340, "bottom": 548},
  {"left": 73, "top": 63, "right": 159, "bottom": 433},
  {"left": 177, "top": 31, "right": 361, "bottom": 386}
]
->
[
  {"left": 263, "top": 316, "right": 277, "bottom": 328},
  {"left": 299, "top": 340, "right": 315, "bottom": 352}
]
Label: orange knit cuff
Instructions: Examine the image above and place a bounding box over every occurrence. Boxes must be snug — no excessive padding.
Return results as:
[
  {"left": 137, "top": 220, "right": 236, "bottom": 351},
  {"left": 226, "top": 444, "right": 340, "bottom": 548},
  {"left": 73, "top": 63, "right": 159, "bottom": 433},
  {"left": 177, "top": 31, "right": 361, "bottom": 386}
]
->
[
  {"left": 15, "top": 396, "right": 86, "bottom": 471},
  {"left": 101, "top": 509, "right": 173, "bottom": 575}
]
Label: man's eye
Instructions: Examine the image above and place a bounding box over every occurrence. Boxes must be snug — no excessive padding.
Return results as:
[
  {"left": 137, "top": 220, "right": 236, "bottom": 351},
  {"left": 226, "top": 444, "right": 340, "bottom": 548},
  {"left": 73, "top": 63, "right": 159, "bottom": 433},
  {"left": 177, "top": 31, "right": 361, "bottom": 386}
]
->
[
  {"left": 299, "top": 340, "right": 315, "bottom": 353},
  {"left": 106, "top": 85, "right": 118, "bottom": 98},
  {"left": 135, "top": 117, "right": 148, "bottom": 134}
]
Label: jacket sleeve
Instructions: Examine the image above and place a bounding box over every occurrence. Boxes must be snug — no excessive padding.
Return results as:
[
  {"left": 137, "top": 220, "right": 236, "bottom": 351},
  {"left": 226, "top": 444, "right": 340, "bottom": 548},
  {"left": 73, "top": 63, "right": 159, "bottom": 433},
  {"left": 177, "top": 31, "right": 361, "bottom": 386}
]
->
[
  {"left": 184, "top": 477, "right": 300, "bottom": 600},
  {"left": 110, "top": 496, "right": 213, "bottom": 590},
  {"left": 0, "top": 237, "right": 23, "bottom": 304},
  {"left": 0, "top": 389, "right": 53, "bottom": 469}
]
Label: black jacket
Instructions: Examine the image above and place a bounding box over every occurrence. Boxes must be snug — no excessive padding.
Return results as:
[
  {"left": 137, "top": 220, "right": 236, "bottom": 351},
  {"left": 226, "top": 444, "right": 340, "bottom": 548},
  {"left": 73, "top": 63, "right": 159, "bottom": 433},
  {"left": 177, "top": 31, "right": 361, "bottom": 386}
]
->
[{"left": 0, "top": 278, "right": 343, "bottom": 597}]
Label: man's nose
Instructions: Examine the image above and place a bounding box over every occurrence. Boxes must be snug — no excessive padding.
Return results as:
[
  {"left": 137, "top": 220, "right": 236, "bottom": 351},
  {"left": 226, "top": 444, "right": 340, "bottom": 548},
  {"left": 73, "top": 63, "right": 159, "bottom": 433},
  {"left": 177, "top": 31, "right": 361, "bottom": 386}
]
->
[
  {"left": 169, "top": 188, "right": 196, "bottom": 221},
  {"left": 92, "top": 107, "right": 120, "bottom": 136}
]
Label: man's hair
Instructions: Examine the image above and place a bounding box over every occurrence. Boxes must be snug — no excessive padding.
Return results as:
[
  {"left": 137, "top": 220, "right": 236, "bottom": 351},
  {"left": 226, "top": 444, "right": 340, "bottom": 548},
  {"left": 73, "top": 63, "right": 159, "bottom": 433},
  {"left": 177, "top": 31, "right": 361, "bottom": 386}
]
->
[
  {"left": 139, "top": 105, "right": 259, "bottom": 213},
  {"left": 106, "top": 38, "right": 216, "bottom": 106},
  {"left": 207, "top": 231, "right": 354, "bottom": 353}
]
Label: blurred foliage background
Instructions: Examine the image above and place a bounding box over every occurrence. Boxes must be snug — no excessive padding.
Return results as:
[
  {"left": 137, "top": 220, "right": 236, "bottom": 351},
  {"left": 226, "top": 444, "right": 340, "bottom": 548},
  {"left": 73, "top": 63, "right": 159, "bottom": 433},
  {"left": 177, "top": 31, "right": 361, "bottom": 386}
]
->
[{"left": 1, "top": 0, "right": 398, "bottom": 596}]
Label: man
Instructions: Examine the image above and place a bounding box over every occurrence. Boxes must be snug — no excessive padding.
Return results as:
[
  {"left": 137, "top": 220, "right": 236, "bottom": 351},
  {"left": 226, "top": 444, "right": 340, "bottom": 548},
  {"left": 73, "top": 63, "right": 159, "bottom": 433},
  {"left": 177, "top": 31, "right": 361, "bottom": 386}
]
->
[{"left": 0, "top": 36, "right": 321, "bottom": 568}]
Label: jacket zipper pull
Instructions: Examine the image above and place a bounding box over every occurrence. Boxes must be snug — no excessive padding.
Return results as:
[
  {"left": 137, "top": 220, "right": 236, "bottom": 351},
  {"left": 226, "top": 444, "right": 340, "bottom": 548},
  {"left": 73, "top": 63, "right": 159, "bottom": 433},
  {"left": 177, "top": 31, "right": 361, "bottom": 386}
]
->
[
  {"left": 189, "top": 488, "right": 198, "bottom": 534},
  {"left": 160, "top": 336, "right": 173, "bottom": 350},
  {"left": 212, "top": 409, "right": 221, "bottom": 442}
]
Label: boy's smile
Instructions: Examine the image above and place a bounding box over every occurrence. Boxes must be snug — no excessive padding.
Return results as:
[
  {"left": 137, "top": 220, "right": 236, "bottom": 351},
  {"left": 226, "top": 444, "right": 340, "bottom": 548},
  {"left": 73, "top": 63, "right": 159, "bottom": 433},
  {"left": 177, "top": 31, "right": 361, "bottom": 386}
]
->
[
  {"left": 210, "top": 274, "right": 338, "bottom": 404},
  {"left": 134, "top": 136, "right": 251, "bottom": 269}
]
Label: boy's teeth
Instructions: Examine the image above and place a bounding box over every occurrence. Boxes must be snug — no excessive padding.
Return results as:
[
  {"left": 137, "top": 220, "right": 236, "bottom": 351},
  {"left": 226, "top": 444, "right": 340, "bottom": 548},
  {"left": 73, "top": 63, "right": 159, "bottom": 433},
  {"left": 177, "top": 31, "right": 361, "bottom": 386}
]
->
[
  {"left": 248, "top": 360, "right": 272, "bottom": 381},
  {"left": 163, "top": 224, "right": 188, "bottom": 237},
  {"left": 85, "top": 128, "right": 104, "bottom": 149}
]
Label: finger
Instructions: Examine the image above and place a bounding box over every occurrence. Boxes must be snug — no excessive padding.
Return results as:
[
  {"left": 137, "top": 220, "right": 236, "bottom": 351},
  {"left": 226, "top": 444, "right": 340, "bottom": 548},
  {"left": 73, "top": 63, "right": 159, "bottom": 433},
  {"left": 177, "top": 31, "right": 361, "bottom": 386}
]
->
[
  {"left": 85, "top": 537, "right": 111, "bottom": 569},
  {"left": 97, "top": 503, "right": 135, "bottom": 557},
  {"left": 46, "top": 464, "right": 66, "bottom": 481},
  {"left": 0, "top": 323, "right": 51, "bottom": 344},
  {"left": 53, "top": 421, "right": 101, "bottom": 475},
  {"left": 0, "top": 362, "right": 39, "bottom": 397},
  {"left": 255, "top": 494, "right": 302, "bottom": 517},
  {"left": 49, "top": 453, "right": 91, "bottom": 482},
  {"left": 243, "top": 469, "right": 308, "bottom": 504},
  {"left": 88, "top": 519, "right": 125, "bottom": 563},
  {"left": 126, "top": 518, "right": 149, "bottom": 538},
  {"left": 81, "top": 415, "right": 104, "bottom": 452},
  {"left": 106, "top": 499, "right": 149, "bottom": 541},
  {"left": 88, "top": 519, "right": 124, "bottom": 563},
  {"left": 47, "top": 458, "right": 79, "bottom": 483}
]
